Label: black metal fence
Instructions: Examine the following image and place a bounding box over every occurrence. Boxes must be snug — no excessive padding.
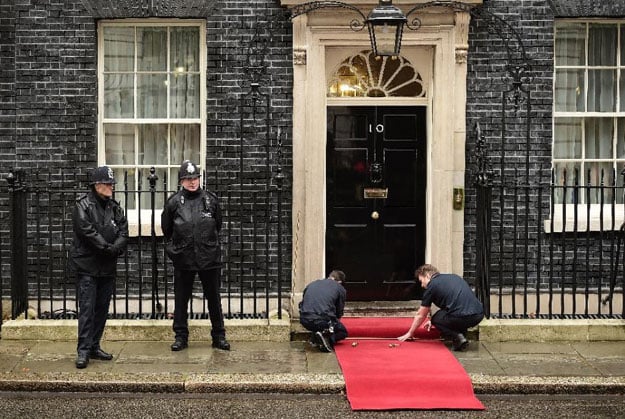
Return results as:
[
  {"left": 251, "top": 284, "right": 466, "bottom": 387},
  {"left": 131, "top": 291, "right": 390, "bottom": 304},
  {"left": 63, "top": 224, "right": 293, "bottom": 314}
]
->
[
  {"left": 0, "top": 165, "right": 287, "bottom": 326},
  {"left": 473, "top": 126, "right": 625, "bottom": 319}
]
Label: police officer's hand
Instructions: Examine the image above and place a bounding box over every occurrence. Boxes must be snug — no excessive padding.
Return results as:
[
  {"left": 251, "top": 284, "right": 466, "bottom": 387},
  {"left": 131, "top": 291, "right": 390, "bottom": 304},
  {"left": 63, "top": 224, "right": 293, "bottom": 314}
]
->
[{"left": 104, "top": 244, "right": 123, "bottom": 257}]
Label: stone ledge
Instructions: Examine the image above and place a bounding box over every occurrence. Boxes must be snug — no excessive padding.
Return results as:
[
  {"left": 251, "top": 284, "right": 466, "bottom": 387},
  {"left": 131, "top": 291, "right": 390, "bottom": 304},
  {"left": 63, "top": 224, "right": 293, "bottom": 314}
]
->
[
  {"left": 1, "top": 317, "right": 291, "bottom": 342},
  {"left": 478, "top": 319, "right": 625, "bottom": 342}
]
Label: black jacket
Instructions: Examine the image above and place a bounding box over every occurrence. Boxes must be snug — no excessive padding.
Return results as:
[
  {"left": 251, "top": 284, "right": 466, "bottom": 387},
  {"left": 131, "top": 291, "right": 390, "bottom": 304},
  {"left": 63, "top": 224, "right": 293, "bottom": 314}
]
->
[
  {"left": 161, "top": 188, "right": 222, "bottom": 270},
  {"left": 70, "top": 191, "right": 128, "bottom": 277},
  {"left": 299, "top": 278, "right": 346, "bottom": 322}
]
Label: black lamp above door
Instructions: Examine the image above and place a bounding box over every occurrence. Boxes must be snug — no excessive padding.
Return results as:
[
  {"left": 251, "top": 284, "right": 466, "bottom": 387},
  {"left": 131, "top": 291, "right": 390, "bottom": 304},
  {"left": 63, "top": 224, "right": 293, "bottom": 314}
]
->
[
  {"left": 289, "top": 0, "right": 409, "bottom": 57},
  {"left": 366, "top": 0, "right": 407, "bottom": 57}
]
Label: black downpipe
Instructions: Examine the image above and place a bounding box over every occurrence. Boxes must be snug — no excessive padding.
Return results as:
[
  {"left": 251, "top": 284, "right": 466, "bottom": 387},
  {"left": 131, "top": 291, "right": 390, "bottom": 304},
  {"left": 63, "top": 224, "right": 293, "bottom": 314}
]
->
[{"left": 8, "top": 170, "right": 28, "bottom": 319}]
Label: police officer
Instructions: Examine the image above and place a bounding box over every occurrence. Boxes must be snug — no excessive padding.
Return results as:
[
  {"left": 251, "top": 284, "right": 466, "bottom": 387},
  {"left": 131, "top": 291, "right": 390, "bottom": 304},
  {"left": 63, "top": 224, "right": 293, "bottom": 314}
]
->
[
  {"left": 70, "top": 166, "right": 128, "bottom": 369},
  {"left": 161, "top": 160, "right": 230, "bottom": 351},
  {"left": 299, "top": 270, "right": 348, "bottom": 352}
]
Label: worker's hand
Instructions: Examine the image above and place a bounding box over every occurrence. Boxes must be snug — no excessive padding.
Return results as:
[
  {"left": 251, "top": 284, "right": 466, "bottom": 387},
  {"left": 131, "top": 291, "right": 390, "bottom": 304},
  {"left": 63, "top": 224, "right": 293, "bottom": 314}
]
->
[
  {"left": 423, "top": 319, "right": 432, "bottom": 332},
  {"left": 397, "top": 332, "right": 412, "bottom": 342}
]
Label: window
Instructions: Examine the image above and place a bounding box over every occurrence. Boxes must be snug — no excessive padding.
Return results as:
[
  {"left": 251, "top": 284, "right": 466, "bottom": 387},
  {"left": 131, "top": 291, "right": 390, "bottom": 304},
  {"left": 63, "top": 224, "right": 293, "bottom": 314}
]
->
[
  {"left": 327, "top": 51, "right": 426, "bottom": 98},
  {"left": 553, "top": 21, "right": 625, "bottom": 205},
  {"left": 98, "top": 20, "right": 205, "bottom": 231}
]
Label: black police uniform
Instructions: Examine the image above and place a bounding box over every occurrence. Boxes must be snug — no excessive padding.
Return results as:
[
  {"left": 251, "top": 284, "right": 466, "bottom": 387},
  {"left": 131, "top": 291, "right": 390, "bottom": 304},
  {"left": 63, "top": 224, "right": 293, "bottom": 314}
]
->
[
  {"left": 70, "top": 166, "right": 128, "bottom": 366},
  {"left": 161, "top": 161, "right": 228, "bottom": 350}
]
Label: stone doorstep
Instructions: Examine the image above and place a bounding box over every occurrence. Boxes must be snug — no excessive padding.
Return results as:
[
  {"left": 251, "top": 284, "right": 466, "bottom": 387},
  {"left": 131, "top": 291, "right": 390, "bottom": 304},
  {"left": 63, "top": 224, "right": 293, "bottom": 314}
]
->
[{"left": 0, "top": 318, "right": 292, "bottom": 342}]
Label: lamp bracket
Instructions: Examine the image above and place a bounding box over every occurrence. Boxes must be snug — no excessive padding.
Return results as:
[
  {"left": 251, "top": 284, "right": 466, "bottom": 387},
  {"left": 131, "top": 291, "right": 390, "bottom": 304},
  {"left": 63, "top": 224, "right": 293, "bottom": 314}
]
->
[
  {"left": 289, "top": 1, "right": 367, "bottom": 32},
  {"left": 405, "top": 1, "right": 473, "bottom": 30}
]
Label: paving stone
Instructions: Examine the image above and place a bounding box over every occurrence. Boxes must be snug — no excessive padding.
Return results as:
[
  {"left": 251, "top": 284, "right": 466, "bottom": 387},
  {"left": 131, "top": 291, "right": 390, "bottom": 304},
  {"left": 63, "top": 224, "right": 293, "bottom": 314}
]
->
[
  {"left": 572, "top": 341, "right": 625, "bottom": 359},
  {"left": 116, "top": 341, "right": 214, "bottom": 364},
  {"left": 495, "top": 354, "right": 603, "bottom": 376},
  {"left": 0, "top": 336, "right": 623, "bottom": 394},
  {"left": 0, "top": 355, "right": 21, "bottom": 372}
]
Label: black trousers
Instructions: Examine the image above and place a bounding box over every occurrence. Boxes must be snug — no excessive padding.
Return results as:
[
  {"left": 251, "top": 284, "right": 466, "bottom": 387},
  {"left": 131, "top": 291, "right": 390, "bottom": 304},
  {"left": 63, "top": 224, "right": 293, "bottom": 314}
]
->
[
  {"left": 300, "top": 317, "right": 348, "bottom": 345},
  {"left": 173, "top": 268, "right": 226, "bottom": 342},
  {"left": 77, "top": 274, "right": 114, "bottom": 356},
  {"left": 431, "top": 310, "right": 484, "bottom": 339}
]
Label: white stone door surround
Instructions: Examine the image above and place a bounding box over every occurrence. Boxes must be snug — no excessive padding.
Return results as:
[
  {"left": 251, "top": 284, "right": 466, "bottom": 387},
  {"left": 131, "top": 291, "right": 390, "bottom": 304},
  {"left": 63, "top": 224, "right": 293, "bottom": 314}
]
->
[{"left": 282, "top": 0, "right": 481, "bottom": 309}]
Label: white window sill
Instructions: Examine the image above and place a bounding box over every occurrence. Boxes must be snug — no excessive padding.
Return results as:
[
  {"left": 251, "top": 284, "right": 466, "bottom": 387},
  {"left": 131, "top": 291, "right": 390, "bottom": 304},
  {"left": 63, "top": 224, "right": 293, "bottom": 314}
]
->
[
  {"left": 126, "top": 209, "right": 164, "bottom": 237},
  {"left": 544, "top": 204, "right": 625, "bottom": 233}
]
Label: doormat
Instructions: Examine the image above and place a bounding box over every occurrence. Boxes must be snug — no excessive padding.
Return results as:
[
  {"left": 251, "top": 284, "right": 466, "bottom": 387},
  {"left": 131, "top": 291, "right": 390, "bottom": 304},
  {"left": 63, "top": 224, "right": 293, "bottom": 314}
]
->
[{"left": 335, "top": 317, "right": 485, "bottom": 411}]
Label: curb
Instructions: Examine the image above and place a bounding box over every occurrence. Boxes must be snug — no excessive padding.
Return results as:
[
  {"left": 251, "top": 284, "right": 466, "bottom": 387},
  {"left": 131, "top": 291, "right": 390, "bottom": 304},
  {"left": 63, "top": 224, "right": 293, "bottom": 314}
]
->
[
  {"left": 1, "top": 373, "right": 624, "bottom": 395},
  {"left": 470, "top": 375, "right": 625, "bottom": 395}
]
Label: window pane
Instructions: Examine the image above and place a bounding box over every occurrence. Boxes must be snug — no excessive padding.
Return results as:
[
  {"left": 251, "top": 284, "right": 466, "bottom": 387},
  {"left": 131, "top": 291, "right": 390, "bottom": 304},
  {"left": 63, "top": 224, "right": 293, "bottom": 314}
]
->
[
  {"left": 113, "top": 168, "right": 136, "bottom": 210},
  {"left": 555, "top": 69, "right": 585, "bottom": 112},
  {"left": 618, "top": 118, "right": 625, "bottom": 158},
  {"left": 104, "top": 74, "right": 134, "bottom": 118},
  {"left": 587, "top": 162, "right": 614, "bottom": 203},
  {"left": 588, "top": 69, "right": 616, "bottom": 112},
  {"left": 554, "top": 117, "right": 582, "bottom": 158},
  {"left": 171, "top": 74, "right": 200, "bottom": 118},
  {"left": 555, "top": 23, "right": 585, "bottom": 66},
  {"left": 137, "top": 27, "right": 167, "bottom": 71},
  {"left": 104, "top": 27, "right": 134, "bottom": 72},
  {"left": 170, "top": 124, "right": 200, "bottom": 164},
  {"left": 138, "top": 124, "right": 167, "bottom": 165},
  {"left": 585, "top": 118, "right": 614, "bottom": 159},
  {"left": 620, "top": 70, "right": 625, "bottom": 111},
  {"left": 553, "top": 162, "right": 580, "bottom": 204},
  {"left": 105, "top": 124, "right": 135, "bottom": 165},
  {"left": 588, "top": 24, "right": 617, "bottom": 67},
  {"left": 622, "top": 26, "right": 625, "bottom": 66},
  {"left": 171, "top": 27, "right": 199, "bottom": 72},
  {"left": 137, "top": 74, "right": 167, "bottom": 118}
]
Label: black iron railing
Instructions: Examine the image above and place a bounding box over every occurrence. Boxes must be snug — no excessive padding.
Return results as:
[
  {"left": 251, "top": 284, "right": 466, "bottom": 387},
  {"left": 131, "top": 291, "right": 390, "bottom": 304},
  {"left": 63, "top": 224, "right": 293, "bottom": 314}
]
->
[
  {"left": 0, "top": 166, "right": 287, "bottom": 328},
  {"left": 473, "top": 128, "right": 625, "bottom": 319}
]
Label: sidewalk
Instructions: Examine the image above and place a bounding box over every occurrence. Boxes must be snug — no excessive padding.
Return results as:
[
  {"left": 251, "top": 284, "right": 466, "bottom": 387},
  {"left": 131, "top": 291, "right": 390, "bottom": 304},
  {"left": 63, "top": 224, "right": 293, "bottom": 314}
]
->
[{"left": 0, "top": 337, "right": 624, "bottom": 394}]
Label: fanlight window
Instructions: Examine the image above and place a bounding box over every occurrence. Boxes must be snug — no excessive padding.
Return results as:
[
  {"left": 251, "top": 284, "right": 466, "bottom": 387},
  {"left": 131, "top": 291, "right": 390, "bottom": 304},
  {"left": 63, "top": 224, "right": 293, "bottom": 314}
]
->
[{"left": 327, "top": 51, "right": 425, "bottom": 98}]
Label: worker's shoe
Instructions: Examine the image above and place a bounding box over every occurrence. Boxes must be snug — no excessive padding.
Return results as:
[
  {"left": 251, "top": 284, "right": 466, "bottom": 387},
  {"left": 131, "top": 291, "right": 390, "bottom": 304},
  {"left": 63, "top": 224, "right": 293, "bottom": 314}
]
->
[
  {"left": 75, "top": 354, "right": 89, "bottom": 369},
  {"left": 212, "top": 337, "right": 231, "bottom": 351},
  {"left": 452, "top": 333, "right": 469, "bottom": 351},
  {"left": 315, "top": 330, "right": 333, "bottom": 353},
  {"left": 90, "top": 348, "right": 113, "bottom": 360},
  {"left": 308, "top": 333, "right": 320, "bottom": 348},
  {"left": 171, "top": 339, "right": 188, "bottom": 351}
]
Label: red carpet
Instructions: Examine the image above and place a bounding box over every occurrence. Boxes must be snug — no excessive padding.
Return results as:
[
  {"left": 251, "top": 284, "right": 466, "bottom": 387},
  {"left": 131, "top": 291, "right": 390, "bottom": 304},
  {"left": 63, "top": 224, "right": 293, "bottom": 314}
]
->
[
  {"left": 334, "top": 317, "right": 485, "bottom": 411},
  {"left": 341, "top": 316, "right": 441, "bottom": 339}
]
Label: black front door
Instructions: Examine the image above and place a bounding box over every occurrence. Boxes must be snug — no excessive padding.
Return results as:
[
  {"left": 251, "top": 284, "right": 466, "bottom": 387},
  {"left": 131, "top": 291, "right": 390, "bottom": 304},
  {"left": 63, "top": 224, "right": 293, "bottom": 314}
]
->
[{"left": 326, "top": 106, "right": 426, "bottom": 301}]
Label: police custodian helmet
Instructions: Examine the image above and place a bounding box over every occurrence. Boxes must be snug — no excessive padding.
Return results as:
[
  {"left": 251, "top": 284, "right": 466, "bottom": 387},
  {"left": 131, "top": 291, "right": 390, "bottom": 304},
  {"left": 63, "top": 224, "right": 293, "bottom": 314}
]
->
[
  {"left": 90, "top": 166, "right": 116, "bottom": 185},
  {"left": 179, "top": 160, "right": 201, "bottom": 180}
]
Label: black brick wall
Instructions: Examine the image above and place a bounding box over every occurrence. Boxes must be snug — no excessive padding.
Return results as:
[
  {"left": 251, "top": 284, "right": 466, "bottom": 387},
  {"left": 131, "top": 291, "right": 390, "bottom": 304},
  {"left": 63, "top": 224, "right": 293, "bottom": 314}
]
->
[
  {"left": 464, "top": 0, "right": 624, "bottom": 306},
  {"left": 464, "top": 0, "right": 555, "bottom": 284},
  {"left": 548, "top": 0, "right": 625, "bottom": 17},
  {"left": 3, "top": 0, "right": 622, "bottom": 313},
  {"left": 0, "top": 0, "right": 294, "bottom": 306}
]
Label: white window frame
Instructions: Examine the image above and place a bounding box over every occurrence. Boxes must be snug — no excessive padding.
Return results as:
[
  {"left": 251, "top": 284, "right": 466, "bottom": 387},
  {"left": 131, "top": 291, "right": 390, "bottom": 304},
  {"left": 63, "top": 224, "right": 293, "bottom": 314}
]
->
[
  {"left": 550, "top": 19, "right": 625, "bottom": 232},
  {"left": 97, "top": 19, "right": 206, "bottom": 236}
]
